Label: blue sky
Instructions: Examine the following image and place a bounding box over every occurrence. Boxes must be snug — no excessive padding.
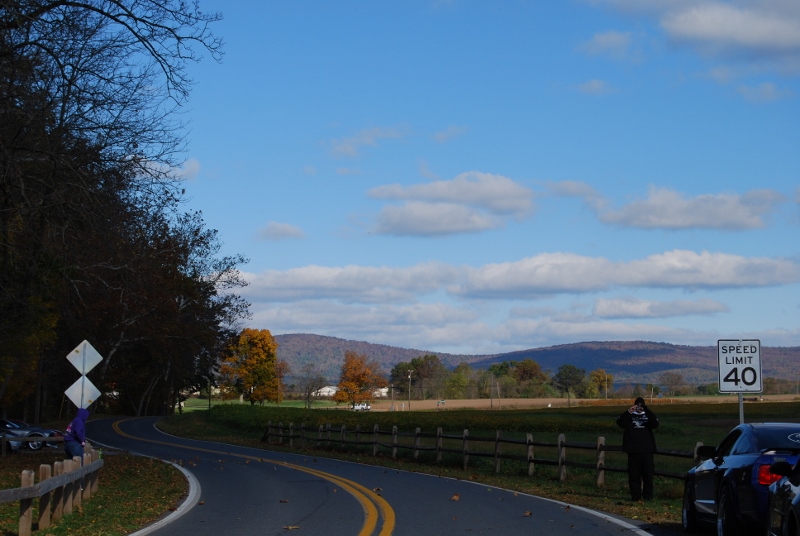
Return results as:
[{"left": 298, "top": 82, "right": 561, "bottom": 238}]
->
[{"left": 178, "top": 0, "right": 800, "bottom": 355}]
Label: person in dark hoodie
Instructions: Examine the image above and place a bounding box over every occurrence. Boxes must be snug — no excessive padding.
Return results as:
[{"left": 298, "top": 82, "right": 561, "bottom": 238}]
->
[
  {"left": 64, "top": 408, "right": 89, "bottom": 460},
  {"left": 616, "top": 397, "right": 659, "bottom": 501}
]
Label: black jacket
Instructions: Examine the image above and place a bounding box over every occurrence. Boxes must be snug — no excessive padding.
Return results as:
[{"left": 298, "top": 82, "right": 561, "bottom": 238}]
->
[{"left": 617, "top": 406, "right": 659, "bottom": 454}]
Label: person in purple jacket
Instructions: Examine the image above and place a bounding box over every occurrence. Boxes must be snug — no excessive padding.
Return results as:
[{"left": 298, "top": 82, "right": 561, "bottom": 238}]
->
[{"left": 64, "top": 408, "right": 89, "bottom": 460}]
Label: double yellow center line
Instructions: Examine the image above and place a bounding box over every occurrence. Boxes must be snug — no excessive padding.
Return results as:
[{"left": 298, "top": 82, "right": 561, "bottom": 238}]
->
[{"left": 111, "top": 419, "right": 395, "bottom": 536}]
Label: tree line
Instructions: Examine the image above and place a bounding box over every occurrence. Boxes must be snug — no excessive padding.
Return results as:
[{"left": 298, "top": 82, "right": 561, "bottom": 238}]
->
[
  {"left": 204, "top": 331, "right": 800, "bottom": 410},
  {"left": 1, "top": 1, "right": 250, "bottom": 421}
]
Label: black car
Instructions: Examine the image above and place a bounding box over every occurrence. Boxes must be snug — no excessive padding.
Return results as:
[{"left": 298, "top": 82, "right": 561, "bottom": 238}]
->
[
  {"left": 0, "top": 418, "right": 63, "bottom": 451},
  {"left": 767, "top": 459, "right": 800, "bottom": 536},
  {"left": 682, "top": 422, "right": 800, "bottom": 536}
]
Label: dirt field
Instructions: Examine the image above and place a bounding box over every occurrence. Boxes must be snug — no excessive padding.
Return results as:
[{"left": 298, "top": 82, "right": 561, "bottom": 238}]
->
[{"left": 368, "top": 393, "right": 800, "bottom": 412}]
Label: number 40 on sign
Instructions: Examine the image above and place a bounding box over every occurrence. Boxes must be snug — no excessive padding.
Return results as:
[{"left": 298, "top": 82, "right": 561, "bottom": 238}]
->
[{"left": 717, "top": 339, "right": 762, "bottom": 393}]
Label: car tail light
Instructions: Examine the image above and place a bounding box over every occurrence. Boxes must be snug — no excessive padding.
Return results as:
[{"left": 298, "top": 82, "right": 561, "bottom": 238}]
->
[{"left": 758, "top": 464, "right": 783, "bottom": 486}]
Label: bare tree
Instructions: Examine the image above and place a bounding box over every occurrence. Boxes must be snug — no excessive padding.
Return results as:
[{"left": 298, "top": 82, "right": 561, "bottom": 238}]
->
[
  {"left": 659, "top": 371, "right": 684, "bottom": 398},
  {"left": 296, "top": 363, "right": 328, "bottom": 410}
]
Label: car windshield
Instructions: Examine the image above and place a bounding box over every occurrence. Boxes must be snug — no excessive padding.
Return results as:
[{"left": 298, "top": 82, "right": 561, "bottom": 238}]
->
[{"left": 753, "top": 427, "right": 800, "bottom": 451}]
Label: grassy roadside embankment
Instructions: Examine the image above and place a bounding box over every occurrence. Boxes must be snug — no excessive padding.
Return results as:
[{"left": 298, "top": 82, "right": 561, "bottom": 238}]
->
[{"left": 0, "top": 448, "right": 186, "bottom": 536}]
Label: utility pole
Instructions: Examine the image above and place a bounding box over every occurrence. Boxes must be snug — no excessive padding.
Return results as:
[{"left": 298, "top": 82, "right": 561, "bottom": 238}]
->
[{"left": 408, "top": 371, "right": 412, "bottom": 411}]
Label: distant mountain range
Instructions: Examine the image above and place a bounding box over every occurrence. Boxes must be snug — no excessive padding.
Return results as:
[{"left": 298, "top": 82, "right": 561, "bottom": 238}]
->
[{"left": 274, "top": 333, "right": 800, "bottom": 386}]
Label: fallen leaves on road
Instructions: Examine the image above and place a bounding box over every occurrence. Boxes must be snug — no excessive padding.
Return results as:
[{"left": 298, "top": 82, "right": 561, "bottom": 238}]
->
[{"left": 451, "top": 493, "right": 460, "bottom": 501}]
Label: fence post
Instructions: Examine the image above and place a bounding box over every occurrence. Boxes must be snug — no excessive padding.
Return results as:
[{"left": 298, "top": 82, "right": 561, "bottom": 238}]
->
[
  {"left": 90, "top": 448, "right": 100, "bottom": 494},
  {"left": 462, "top": 429, "right": 470, "bottom": 471},
  {"left": 558, "top": 433, "right": 567, "bottom": 482},
  {"left": 392, "top": 426, "right": 398, "bottom": 458},
  {"left": 355, "top": 425, "right": 361, "bottom": 449},
  {"left": 263, "top": 421, "right": 271, "bottom": 443},
  {"left": 52, "top": 460, "right": 64, "bottom": 522},
  {"left": 373, "top": 425, "right": 380, "bottom": 456},
  {"left": 693, "top": 442, "right": 704, "bottom": 464},
  {"left": 596, "top": 436, "right": 605, "bottom": 487},
  {"left": 317, "top": 424, "right": 324, "bottom": 447},
  {"left": 340, "top": 425, "right": 346, "bottom": 447},
  {"left": 82, "top": 452, "right": 92, "bottom": 500},
  {"left": 38, "top": 463, "right": 52, "bottom": 530},
  {"left": 62, "top": 459, "right": 73, "bottom": 516},
  {"left": 326, "top": 423, "right": 332, "bottom": 447},
  {"left": 301, "top": 423, "right": 306, "bottom": 448},
  {"left": 494, "top": 431, "right": 502, "bottom": 473},
  {"left": 19, "top": 469, "right": 35, "bottom": 536},
  {"left": 278, "top": 422, "right": 284, "bottom": 445},
  {"left": 436, "top": 427, "right": 443, "bottom": 463},
  {"left": 71, "top": 456, "right": 82, "bottom": 511},
  {"left": 413, "top": 428, "right": 421, "bottom": 459},
  {"left": 526, "top": 433, "right": 535, "bottom": 476},
  {"left": 289, "top": 423, "right": 294, "bottom": 448}
]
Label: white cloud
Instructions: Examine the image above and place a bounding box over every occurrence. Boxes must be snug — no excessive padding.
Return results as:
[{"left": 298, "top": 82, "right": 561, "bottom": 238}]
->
[
  {"left": 330, "top": 126, "right": 406, "bottom": 157},
  {"left": 242, "top": 262, "right": 459, "bottom": 303},
  {"left": 593, "top": 296, "right": 729, "bottom": 318},
  {"left": 661, "top": 3, "right": 800, "bottom": 57},
  {"left": 579, "top": 30, "right": 636, "bottom": 60},
  {"left": 418, "top": 160, "right": 439, "bottom": 180},
  {"left": 177, "top": 158, "right": 201, "bottom": 180},
  {"left": 369, "top": 171, "right": 534, "bottom": 236},
  {"left": 590, "top": 1, "right": 800, "bottom": 73},
  {"left": 455, "top": 250, "right": 800, "bottom": 298},
  {"left": 598, "top": 186, "right": 784, "bottom": 229},
  {"left": 737, "top": 82, "right": 794, "bottom": 102},
  {"left": 577, "top": 79, "right": 616, "bottom": 95},
  {"left": 371, "top": 172, "right": 533, "bottom": 214},
  {"left": 257, "top": 222, "right": 306, "bottom": 241},
  {"left": 433, "top": 125, "right": 468, "bottom": 143},
  {"left": 375, "top": 202, "right": 502, "bottom": 236},
  {"left": 235, "top": 250, "right": 800, "bottom": 352}
]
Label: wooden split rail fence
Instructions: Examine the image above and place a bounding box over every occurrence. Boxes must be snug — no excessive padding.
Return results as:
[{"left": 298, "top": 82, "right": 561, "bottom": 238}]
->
[
  {"left": 0, "top": 447, "right": 104, "bottom": 536},
  {"left": 262, "top": 421, "right": 702, "bottom": 486}
]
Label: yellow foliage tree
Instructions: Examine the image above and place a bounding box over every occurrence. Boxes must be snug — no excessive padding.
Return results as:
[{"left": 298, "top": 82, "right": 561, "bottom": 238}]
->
[
  {"left": 333, "top": 351, "right": 387, "bottom": 407},
  {"left": 219, "top": 328, "right": 288, "bottom": 405}
]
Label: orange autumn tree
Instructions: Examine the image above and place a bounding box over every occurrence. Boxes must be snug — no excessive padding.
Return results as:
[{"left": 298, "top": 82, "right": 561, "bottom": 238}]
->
[
  {"left": 333, "top": 351, "right": 387, "bottom": 407},
  {"left": 219, "top": 328, "right": 289, "bottom": 405}
]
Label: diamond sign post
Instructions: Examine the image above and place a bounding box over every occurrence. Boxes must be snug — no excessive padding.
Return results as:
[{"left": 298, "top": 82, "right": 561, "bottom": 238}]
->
[{"left": 65, "top": 340, "right": 103, "bottom": 409}]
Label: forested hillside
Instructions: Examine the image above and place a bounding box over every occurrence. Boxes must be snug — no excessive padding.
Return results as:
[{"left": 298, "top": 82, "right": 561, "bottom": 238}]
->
[{"left": 275, "top": 334, "right": 800, "bottom": 387}]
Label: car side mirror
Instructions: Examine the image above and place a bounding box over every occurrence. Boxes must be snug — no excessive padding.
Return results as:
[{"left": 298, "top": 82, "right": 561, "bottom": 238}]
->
[{"left": 696, "top": 445, "right": 717, "bottom": 460}]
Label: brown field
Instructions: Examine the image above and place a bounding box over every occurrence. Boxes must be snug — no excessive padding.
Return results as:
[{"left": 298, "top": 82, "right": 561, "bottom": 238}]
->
[{"left": 368, "top": 393, "right": 800, "bottom": 412}]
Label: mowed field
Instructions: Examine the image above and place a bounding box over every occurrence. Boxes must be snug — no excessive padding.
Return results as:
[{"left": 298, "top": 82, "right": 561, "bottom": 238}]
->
[{"left": 368, "top": 393, "right": 800, "bottom": 412}]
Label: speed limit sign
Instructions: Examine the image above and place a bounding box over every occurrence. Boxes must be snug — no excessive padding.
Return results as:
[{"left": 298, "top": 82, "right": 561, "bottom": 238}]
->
[{"left": 718, "top": 339, "right": 762, "bottom": 393}]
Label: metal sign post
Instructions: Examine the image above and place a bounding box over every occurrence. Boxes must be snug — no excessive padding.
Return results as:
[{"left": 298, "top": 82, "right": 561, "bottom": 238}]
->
[
  {"left": 65, "top": 340, "right": 103, "bottom": 409},
  {"left": 717, "top": 339, "right": 762, "bottom": 424}
]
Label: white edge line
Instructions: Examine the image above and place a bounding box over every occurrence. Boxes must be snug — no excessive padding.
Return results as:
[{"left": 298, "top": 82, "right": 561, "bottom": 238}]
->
[{"left": 87, "top": 437, "right": 201, "bottom": 536}]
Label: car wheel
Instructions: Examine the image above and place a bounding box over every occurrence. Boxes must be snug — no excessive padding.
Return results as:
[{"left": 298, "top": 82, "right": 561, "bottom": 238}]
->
[
  {"left": 716, "top": 486, "right": 742, "bottom": 536},
  {"left": 27, "top": 434, "right": 43, "bottom": 451},
  {"left": 682, "top": 481, "right": 699, "bottom": 533}
]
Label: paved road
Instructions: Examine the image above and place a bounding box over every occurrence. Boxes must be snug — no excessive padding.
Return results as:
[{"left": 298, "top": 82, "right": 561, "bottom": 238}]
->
[{"left": 87, "top": 417, "right": 675, "bottom": 536}]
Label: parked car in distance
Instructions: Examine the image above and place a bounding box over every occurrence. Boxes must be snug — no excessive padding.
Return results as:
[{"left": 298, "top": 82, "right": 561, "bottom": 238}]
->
[
  {"left": 767, "top": 460, "right": 800, "bottom": 536},
  {"left": 682, "top": 422, "right": 800, "bottom": 536},
  {"left": 352, "top": 402, "right": 371, "bottom": 411},
  {"left": 0, "top": 419, "right": 63, "bottom": 451},
  {"left": 1, "top": 433, "right": 22, "bottom": 453}
]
